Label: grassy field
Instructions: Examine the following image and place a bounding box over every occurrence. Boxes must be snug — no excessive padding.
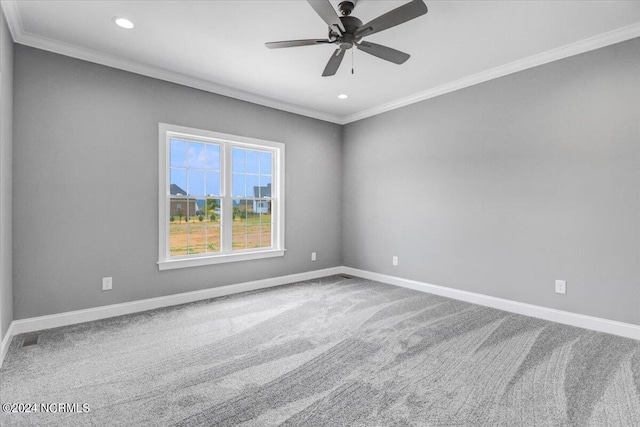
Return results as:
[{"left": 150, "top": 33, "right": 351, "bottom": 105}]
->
[{"left": 170, "top": 214, "right": 271, "bottom": 256}]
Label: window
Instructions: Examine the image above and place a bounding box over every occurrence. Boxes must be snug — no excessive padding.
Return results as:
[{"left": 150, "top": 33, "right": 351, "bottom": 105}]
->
[{"left": 158, "top": 123, "right": 285, "bottom": 270}]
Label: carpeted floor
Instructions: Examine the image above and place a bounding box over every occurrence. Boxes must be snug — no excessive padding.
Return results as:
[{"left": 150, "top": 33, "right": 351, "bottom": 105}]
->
[{"left": 1, "top": 275, "right": 639, "bottom": 426}]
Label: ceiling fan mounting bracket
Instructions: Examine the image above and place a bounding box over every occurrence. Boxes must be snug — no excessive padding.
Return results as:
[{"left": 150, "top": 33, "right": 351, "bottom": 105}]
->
[{"left": 338, "top": 1, "right": 356, "bottom": 16}]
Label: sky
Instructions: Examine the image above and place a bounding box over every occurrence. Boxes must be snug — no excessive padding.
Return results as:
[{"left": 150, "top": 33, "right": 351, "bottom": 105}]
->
[{"left": 169, "top": 138, "right": 272, "bottom": 198}]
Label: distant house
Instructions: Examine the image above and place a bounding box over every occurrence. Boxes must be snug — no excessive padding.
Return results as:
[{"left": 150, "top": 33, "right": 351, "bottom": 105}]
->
[
  {"left": 235, "top": 199, "right": 254, "bottom": 213},
  {"left": 169, "top": 184, "right": 197, "bottom": 218},
  {"left": 253, "top": 183, "right": 271, "bottom": 214}
]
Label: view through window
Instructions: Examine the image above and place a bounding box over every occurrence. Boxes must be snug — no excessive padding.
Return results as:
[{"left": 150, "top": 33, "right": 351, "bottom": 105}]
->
[{"left": 159, "top": 124, "right": 284, "bottom": 269}]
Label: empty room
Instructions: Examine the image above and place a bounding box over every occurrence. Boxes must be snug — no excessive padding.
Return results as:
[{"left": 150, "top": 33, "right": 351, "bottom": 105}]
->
[{"left": 0, "top": 0, "right": 639, "bottom": 425}]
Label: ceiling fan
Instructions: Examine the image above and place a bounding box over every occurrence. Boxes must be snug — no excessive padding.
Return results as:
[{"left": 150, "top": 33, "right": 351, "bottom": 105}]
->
[{"left": 265, "top": 0, "right": 428, "bottom": 77}]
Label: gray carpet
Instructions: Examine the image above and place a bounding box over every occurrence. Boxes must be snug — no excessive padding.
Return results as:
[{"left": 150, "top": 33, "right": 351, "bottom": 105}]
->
[{"left": 1, "top": 275, "right": 639, "bottom": 426}]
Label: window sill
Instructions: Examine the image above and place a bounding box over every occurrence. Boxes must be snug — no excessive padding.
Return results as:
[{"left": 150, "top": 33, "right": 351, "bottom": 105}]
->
[{"left": 158, "top": 249, "right": 286, "bottom": 271}]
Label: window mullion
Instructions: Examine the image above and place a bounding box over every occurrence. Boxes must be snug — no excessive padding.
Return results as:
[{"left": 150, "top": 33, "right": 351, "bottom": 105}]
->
[
  {"left": 222, "top": 144, "right": 233, "bottom": 253},
  {"left": 163, "top": 133, "right": 171, "bottom": 260},
  {"left": 271, "top": 153, "right": 277, "bottom": 248}
]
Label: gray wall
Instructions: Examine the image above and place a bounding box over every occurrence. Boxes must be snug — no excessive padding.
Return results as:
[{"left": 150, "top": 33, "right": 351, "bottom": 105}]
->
[
  {"left": 10, "top": 37, "right": 640, "bottom": 326},
  {"left": 0, "top": 8, "right": 14, "bottom": 342},
  {"left": 13, "top": 46, "right": 342, "bottom": 319},
  {"left": 343, "top": 38, "right": 640, "bottom": 325}
]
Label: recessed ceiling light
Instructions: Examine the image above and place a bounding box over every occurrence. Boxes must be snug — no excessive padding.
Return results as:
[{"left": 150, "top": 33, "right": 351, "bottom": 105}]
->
[
  {"left": 338, "top": 94, "right": 349, "bottom": 100},
  {"left": 113, "top": 17, "right": 134, "bottom": 29}
]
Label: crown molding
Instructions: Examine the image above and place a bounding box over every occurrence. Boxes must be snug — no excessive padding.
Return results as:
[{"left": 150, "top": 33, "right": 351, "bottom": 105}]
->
[
  {"left": 342, "top": 22, "right": 640, "bottom": 124},
  {"left": 0, "top": 0, "right": 21, "bottom": 41},
  {"left": 2, "top": 0, "right": 639, "bottom": 126},
  {"left": 0, "top": 1, "right": 343, "bottom": 125}
]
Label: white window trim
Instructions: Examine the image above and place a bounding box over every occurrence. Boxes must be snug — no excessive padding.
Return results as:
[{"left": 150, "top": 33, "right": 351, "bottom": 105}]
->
[{"left": 158, "top": 123, "right": 285, "bottom": 271}]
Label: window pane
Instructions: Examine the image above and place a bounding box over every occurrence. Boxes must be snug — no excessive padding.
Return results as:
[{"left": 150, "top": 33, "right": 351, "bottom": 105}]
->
[
  {"left": 170, "top": 139, "right": 187, "bottom": 167},
  {"left": 232, "top": 174, "right": 246, "bottom": 197},
  {"left": 247, "top": 223, "right": 260, "bottom": 249},
  {"left": 247, "top": 175, "right": 260, "bottom": 197},
  {"left": 234, "top": 199, "right": 250, "bottom": 223},
  {"left": 205, "top": 144, "right": 220, "bottom": 170},
  {"left": 188, "top": 170, "right": 205, "bottom": 196},
  {"left": 205, "top": 198, "right": 221, "bottom": 253},
  {"left": 232, "top": 148, "right": 245, "bottom": 173},
  {"left": 205, "top": 171, "right": 220, "bottom": 196},
  {"left": 248, "top": 203, "right": 259, "bottom": 223},
  {"left": 194, "top": 199, "right": 205, "bottom": 217},
  {"left": 246, "top": 150, "right": 259, "bottom": 174},
  {"left": 170, "top": 168, "right": 187, "bottom": 195},
  {"left": 188, "top": 198, "right": 207, "bottom": 254},
  {"left": 260, "top": 151, "right": 272, "bottom": 175},
  {"left": 246, "top": 199, "right": 261, "bottom": 249},
  {"left": 185, "top": 198, "right": 198, "bottom": 221},
  {"left": 171, "top": 200, "right": 186, "bottom": 220},
  {"left": 232, "top": 225, "right": 247, "bottom": 251},
  {"left": 188, "top": 142, "right": 205, "bottom": 168},
  {"left": 261, "top": 223, "right": 272, "bottom": 248},
  {"left": 169, "top": 215, "right": 188, "bottom": 256},
  {"left": 258, "top": 200, "right": 272, "bottom": 220},
  {"left": 206, "top": 198, "right": 221, "bottom": 224},
  {"left": 206, "top": 226, "right": 221, "bottom": 253},
  {"left": 188, "top": 227, "right": 205, "bottom": 254},
  {"left": 259, "top": 175, "right": 272, "bottom": 197}
]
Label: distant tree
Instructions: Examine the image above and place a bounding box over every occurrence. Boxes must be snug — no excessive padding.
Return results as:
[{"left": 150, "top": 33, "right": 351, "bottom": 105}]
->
[{"left": 207, "top": 199, "right": 219, "bottom": 222}]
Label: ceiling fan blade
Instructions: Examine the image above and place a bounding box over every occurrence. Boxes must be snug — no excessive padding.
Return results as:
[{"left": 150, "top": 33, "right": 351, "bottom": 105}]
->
[
  {"left": 322, "top": 48, "right": 346, "bottom": 77},
  {"left": 355, "top": 0, "right": 428, "bottom": 38},
  {"left": 307, "top": 0, "right": 345, "bottom": 33},
  {"left": 265, "top": 39, "right": 332, "bottom": 49},
  {"left": 357, "top": 41, "right": 410, "bottom": 64}
]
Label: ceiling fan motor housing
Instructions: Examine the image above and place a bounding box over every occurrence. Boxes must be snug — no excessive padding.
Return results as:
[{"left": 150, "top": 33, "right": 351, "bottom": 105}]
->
[{"left": 337, "top": 16, "right": 363, "bottom": 49}]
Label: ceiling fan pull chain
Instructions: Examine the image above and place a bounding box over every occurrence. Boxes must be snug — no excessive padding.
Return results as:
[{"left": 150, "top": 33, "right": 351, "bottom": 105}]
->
[{"left": 352, "top": 49, "right": 355, "bottom": 75}]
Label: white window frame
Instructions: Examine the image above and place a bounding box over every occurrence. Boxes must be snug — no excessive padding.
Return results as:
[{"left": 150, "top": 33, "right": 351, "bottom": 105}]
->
[{"left": 158, "top": 123, "right": 285, "bottom": 270}]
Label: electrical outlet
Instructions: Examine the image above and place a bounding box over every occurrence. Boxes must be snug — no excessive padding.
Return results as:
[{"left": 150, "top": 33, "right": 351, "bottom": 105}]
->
[
  {"left": 311, "top": 252, "right": 317, "bottom": 261},
  {"left": 555, "top": 280, "right": 566, "bottom": 295},
  {"left": 102, "top": 277, "right": 113, "bottom": 291},
  {"left": 392, "top": 256, "right": 398, "bottom": 266}
]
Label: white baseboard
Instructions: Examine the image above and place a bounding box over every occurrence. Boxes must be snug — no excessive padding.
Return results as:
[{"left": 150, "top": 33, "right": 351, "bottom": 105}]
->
[
  {"left": 342, "top": 267, "right": 640, "bottom": 341},
  {"left": 0, "top": 266, "right": 342, "bottom": 367},
  {"left": 0, "top": 321, "right": 15, "bottom": 368},
  {"left": 3, "top": 265, "right": 638, "bottom": 368}
]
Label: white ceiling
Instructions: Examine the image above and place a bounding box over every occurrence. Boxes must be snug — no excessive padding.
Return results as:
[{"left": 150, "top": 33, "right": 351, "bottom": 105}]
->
[{"left": 3, "top": 1, "right": 640, "bottom": 124}]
